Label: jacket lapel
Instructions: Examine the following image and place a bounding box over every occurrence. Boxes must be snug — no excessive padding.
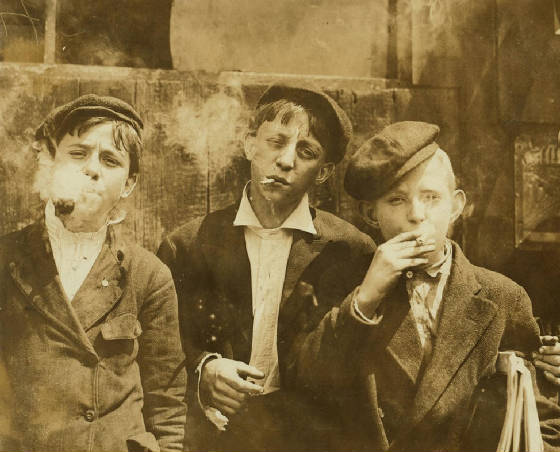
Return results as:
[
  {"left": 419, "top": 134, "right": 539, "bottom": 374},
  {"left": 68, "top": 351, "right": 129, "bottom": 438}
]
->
[
  {"left": 7, "top": 221, "right": 97, "bottom": 355},
  {"left": 407, "top": 244, "right": 497, "bottom": 428},
  {"left": 71, "top": 227, "right": 125, "bottom": 332},
  {"left": 281, "top": 229, "right": 328, "bottom": 307}
]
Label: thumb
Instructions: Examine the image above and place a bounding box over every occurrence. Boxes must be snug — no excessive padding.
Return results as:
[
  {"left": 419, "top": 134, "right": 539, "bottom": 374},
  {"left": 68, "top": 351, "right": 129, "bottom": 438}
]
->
[{"left": 236, "top": 362, "right": 265, "bottom": 379}]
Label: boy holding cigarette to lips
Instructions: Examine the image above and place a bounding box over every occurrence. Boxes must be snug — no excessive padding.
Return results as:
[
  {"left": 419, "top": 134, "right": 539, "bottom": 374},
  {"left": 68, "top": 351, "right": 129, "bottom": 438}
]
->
[
  {"left": 157, "top": 83, "right": 374, "bottom": 451},
  {"left": 0, "top": 95, "right": 186, "bottom": 452},
  {"left": 284, "top": 121, "right": 560, "bottom": 451}
]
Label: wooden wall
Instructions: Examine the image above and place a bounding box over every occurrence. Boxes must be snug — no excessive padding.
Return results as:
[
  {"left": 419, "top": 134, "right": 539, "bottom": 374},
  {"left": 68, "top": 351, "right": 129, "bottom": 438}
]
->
[{"left": 0, "top": 64, "right": 459, "bottom": 252}]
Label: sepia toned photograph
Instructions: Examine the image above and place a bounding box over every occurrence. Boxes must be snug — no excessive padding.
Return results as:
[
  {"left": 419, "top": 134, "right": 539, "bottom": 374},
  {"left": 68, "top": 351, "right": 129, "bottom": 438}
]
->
[{"left": 1, "top": 1, "right": 560, "bottom": 451}]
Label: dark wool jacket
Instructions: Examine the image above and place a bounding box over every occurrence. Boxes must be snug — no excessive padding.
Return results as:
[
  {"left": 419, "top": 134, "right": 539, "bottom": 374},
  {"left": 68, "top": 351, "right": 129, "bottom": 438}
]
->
[
  {"left": 0, "top": 220, "right": 187, "bottom": 452},
  {"left": 284, "top": 241, "right": 560, "bottom": 452},
  {"left": 157, "top": 203, "right": 375, "bottom": 451}
]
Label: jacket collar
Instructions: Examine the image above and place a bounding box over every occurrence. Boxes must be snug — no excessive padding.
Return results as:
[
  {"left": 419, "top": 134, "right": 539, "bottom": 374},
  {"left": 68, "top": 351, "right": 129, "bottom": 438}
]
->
[{"left": 233, "top": 183, "right": 317, "bottom": 235}]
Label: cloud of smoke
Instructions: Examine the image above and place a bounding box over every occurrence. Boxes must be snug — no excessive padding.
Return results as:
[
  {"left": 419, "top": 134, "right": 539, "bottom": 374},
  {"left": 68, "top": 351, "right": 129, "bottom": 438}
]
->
[{"left": 157, "top": 81, "right": 250, "bottom": 178}]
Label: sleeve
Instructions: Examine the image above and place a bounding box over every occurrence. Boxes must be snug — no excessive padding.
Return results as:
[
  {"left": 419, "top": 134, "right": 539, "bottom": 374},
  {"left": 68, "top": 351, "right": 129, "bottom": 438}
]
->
[
  {"left": 137, "top": 263, "right": 187, "bottom": 452},
  {"left": 282, "top": 285, "right": 382, "bottom": 398}
]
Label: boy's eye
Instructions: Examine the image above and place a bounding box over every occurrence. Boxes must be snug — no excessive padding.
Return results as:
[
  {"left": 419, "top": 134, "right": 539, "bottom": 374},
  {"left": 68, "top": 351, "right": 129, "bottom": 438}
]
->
[
  {"left": 388, "top": 196, "right": 405, "bottom": 205},
  {"left": 102, "top": 155, "right": 121, "bottom": 167},
  {"left": 298, "top": 146, "right": 317, "bottom": 160},
  {"left": 267, "top": 137, "right": 284, "bottom": 148},
  {"left": 424, "top": 193, "right": 441, "bottom": 202},
  {"left": 68, "top": 150, "right": 86, "bottom": 159}
]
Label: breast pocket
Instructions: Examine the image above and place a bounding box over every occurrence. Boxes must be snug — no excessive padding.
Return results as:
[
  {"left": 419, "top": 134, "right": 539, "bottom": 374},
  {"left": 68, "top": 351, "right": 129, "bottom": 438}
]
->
[{"left": 98, "top": 313, "right": 142, "bottom": 375}]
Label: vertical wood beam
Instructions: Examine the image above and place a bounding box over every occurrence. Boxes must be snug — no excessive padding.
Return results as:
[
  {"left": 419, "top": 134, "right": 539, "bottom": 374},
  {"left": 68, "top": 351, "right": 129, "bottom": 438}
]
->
[{"left": 44, "top": 0, "right": 56, "bottom": 63}]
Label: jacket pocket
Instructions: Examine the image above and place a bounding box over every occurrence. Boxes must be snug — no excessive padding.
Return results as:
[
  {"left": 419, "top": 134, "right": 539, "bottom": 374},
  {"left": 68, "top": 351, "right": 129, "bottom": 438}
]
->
[
  {"left": 99, "top": 313, "right": 142, "bottom": 373},
  {"left": 126, "top": 431, "right": 160, "bottom": 452},
  {"left": 101, "top": 313, "right": 142, "bottom": 340}
]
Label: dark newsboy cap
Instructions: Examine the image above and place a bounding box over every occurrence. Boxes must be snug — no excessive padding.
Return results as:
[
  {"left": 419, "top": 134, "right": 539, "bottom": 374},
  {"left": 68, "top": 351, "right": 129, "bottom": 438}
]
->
[
  {"left": 344, "top": 121, "right": 440, "bottom": 201},
  {"left": 35, "top": 94, "right": 143, "bottom": 151},
  {"left": 257, "top": 82, "right": 352, "bottom": 164}
]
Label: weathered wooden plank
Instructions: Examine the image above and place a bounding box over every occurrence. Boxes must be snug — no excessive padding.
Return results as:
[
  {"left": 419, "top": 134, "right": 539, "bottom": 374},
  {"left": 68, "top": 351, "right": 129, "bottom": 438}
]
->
[{"left": 134, "top": 78, "right": 208, "bottom": 251}]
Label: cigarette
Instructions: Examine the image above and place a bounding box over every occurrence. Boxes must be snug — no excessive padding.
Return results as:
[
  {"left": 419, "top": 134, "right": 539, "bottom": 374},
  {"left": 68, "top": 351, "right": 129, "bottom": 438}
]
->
[
  {"left": 260, "top": 177, "right": 275, "bottom": 185},
  {"left": 53, "top": 198, "right": 75, "bottom": 216}
]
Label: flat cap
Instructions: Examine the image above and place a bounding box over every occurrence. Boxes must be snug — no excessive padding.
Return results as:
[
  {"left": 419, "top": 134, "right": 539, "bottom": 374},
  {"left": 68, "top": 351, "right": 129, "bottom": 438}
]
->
[
  {"left": 345, "top": 121, "right": 440, "bottom": 200},
  {"left": 257, "top": 82, "right": 352, "bottom": 164},
  {"left": 36, "top": 94, "right": 143, "bottom": 149}
]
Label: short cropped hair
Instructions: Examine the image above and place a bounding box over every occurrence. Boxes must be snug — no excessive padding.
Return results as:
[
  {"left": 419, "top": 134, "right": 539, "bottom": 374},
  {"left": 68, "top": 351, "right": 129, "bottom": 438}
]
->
[
  {"left": 248, "top": 99, "right": 337, "bottom": 163},
  {"left": 432, "top": 148, "right": 457, "bottom": 192},
  {"left": 53, "top": 115, "right": 142, "bottom": 177}
]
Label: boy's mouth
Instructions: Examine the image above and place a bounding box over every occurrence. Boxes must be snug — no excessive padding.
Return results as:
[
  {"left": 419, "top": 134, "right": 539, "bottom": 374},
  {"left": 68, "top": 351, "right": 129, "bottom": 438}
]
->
[
  {"left": 261, "top": 175, "right": 289, "bottom": 186},
  {"left": 414, "top": 223, "right": 437, "bottom": 245}
]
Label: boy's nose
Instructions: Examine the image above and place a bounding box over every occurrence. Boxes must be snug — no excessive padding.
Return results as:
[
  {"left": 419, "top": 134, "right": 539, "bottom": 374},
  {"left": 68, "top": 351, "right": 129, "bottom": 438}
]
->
[
  {"left": 408, "top": 198, "right": 426, "bottom": 223},
  {"left": 275, "top": 143, "right": 296, "bottom": 171},
  {"left": 83, "top": 155, "right": 101, "bottom": 180}
]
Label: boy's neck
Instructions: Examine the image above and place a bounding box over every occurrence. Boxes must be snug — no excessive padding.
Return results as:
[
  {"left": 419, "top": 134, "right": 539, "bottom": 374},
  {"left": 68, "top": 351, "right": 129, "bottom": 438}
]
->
[
  {"left": 59, "top": 213, "right": 108, "bottom": 233},
  {"left": 248, "top": 185, "right": 300, "bottom": 229}
]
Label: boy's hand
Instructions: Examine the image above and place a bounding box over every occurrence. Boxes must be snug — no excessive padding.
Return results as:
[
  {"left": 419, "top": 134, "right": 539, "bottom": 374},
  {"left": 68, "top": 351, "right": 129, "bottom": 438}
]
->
[
  {"left": 533, "top": 336, "right": 560, "bottom": 386},
  {"left": 357, "top": 230, "right": 436, "bottom": 318},
  {"left": 200, "top": 358, "right": 264, "bottom": 416}
]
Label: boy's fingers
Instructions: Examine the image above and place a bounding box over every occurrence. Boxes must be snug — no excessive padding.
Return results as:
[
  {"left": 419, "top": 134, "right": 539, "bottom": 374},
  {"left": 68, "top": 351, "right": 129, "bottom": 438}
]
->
[
  {"left": 533, "top": 352, "right": 560, "bottom": 366},
  {"left": 534, "top": 360, "right": 560, "bottom": 376},
  {"left": 213, "top": 392, "right": 244, "bottom": 411},
  {"left": 237, "top": 362, "right": 265, "bottom": 379},
  {"left": 227, "top": 374, "right": 264, "bottom": 395},
  {"left": 400, "top": 258, "right": 429, "bottom": 268},
  {"left": 399, "top": 244, "right": 436, "bottom": 257},
  {"left": 387, "top": 230, "right": 423, "bottom": 244},
  {"left": 216, "top": 382, "right": 247, "bottom": 403},
  {"left": 395, "top": 240, "right": 435, "bottom": 250},
  {"left": 544, "top": 370, "right": 560, "bottom": 387}
]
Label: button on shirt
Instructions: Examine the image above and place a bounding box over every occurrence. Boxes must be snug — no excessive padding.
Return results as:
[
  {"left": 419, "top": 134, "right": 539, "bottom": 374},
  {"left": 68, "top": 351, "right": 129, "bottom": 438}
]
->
[
  {"left": 233, "top": 186, "right": 316, "bottom": 394},
  {"left": 45, "top": 199, "right": 107, "bottom": 302}
]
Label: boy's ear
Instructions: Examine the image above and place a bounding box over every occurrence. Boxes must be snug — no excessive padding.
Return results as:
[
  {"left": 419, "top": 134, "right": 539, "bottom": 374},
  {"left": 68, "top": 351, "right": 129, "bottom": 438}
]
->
[
  {"left": 244, "top": 133, "right": 256, "bottom": 160},
  {"left": 358, "top": 200, "right": 379, "bottom": 228},
  {"left": 450, "top": 189, "right": 466, "bottom": 223},
  {"left": 315, "top": 162, "right": 335, "bottom": 185},
  {"left": 121, "top": 174, "right": 138, "bottom": 199}
]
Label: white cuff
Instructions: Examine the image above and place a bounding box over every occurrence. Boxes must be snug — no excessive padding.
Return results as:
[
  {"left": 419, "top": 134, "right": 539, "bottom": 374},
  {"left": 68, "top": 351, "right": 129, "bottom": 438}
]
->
[
  {"left": 195, "top": 353, "right": 229, "bottom": 431},
  {"left": 352, "top": 286, "right": 384, "bottom": 325}
]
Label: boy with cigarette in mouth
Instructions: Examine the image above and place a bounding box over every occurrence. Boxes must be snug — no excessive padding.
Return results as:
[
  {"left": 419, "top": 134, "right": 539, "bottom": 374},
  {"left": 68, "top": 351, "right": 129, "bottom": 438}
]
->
[
  {"left": 0, "top": 95, "right": 186, "bottom": 452},
  {"left": 284, "top": 121, "right": 560, "bottom": 451},
  {"left": 157, "top": 83, "right": 374, "bottom": 451}
]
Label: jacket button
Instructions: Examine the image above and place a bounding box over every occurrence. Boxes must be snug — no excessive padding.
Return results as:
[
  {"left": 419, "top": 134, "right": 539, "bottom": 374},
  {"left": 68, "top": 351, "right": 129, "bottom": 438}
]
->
[
  {"left": 209, "top": 313, "right": 216, "bottom": 321},
  {"left": 84, "top": 409, "right": 95, "bottom": 422}
]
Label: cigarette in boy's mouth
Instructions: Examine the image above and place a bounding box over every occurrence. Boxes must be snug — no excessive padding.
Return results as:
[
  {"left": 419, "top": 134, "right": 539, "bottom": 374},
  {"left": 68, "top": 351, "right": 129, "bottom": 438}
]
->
[
  {"left": 53, "top": 198, "right": 75, "bottom": 216},
  {"left": 415, "top": 223, "right": 436, "bottom": 246},
  {"left": 260, "top": 177, "right": 275, "bottom": 185}
]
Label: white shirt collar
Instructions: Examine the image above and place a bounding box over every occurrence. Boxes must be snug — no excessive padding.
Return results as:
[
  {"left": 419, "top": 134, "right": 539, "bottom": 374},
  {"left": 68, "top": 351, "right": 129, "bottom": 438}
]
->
[
  {"left": 45, "top": 199, "right": 108, "bottom": 243},
  {"left": 233, "top": 183, "right": 317, "bottom": 235}
]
